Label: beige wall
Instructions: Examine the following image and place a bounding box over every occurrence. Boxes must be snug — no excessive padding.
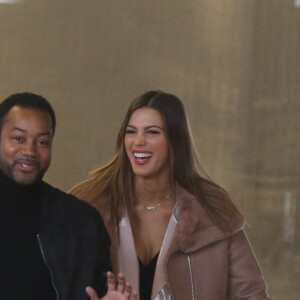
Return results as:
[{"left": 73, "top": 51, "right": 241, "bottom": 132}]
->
[{"left": 1, "top": 0, "right": 299, "bottom": 298}]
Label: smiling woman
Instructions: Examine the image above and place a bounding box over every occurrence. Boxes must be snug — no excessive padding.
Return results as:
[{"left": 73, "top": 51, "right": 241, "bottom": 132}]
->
[
  {"left": 70, "top": 90, "right": 272, "bottom": 300},
  {"left": 124, "top": 108, "right": 169, "bottom": 180}
]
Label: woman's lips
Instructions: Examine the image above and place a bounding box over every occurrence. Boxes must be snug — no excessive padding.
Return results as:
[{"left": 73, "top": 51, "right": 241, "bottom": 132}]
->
[{"left": 133, "top": 151, "right": 152, "bottom": 165}]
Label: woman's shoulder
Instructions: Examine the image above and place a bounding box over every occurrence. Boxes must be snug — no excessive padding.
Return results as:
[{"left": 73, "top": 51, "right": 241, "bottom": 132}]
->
[
  {"left": 175, "top": 180, "right": 229, "bottom": 213},
  {"left": 175, "top": 182, "right": 244, "bottom": 231},
  {"left": 199, "top": 178, "right": 227, "bottom": 196},
  {"left": 175, "top": 184, "right": 217, "bottom": 227},
  {"left": 174, "top": 183, "right": 245, "bottom": 252}
]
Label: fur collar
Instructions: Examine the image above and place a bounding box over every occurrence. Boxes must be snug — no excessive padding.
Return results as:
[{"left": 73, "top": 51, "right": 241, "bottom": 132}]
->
[{"left": 173, "top": 185, "right": 245, "bottom": 253}]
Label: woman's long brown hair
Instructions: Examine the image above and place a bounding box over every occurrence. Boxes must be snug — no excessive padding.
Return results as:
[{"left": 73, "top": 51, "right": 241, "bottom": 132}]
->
[{"left": 70, "top": 90, "right": 243, "bottom": 232}]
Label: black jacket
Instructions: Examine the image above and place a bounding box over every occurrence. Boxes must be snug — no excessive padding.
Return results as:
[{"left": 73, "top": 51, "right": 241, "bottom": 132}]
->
[{"left": 38, "top": 181, "right": 111, "bottom": 300}]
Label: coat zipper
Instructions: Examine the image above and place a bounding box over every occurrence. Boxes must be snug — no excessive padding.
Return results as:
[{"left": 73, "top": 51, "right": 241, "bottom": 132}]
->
[
  {"left": 187, "top": 255, "right": 195, "bottom": 300},
  {"left": 37, "top": 234, "right": 60, "bottom": 300}
]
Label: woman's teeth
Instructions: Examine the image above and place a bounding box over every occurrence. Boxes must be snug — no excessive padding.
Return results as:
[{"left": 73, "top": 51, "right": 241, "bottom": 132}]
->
[{"left": 134, "top": 152, "right": 152, "bottom": 158}]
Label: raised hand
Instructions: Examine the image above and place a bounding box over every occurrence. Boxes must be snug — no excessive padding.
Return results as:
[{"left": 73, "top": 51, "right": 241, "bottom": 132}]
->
[{"left": 86, "top": 272, "right": 138, "bottom": 300}]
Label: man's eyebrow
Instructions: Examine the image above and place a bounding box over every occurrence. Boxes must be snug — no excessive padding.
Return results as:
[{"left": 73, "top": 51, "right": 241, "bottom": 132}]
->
[
  {"left": 38, "top": 132, "right": 52, "bottom": 137},
  {"left": 10, "top": 127, "right": 51, "bottom": 136},
  {"left": 10, "top": 127, "right": 26, "bottom": 133}
]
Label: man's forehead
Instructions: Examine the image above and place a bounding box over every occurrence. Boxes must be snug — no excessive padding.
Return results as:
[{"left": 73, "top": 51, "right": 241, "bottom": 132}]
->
[
  {"left": 2, "top": 106, "right": 53, "bottom": 133},
  {"left": 5, "top": 106, "right": 51, "bottom": 121}
]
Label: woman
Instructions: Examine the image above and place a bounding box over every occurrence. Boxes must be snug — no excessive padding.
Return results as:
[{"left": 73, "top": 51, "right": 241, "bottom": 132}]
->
[{"left": 70, "top": 90, "right": 271, "bottom": 300}]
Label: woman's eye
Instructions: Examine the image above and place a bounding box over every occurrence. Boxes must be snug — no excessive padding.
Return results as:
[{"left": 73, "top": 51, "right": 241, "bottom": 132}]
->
[
  {"left": 147, "top": 130, "right": 160, "bottom": 134},
  {"left": 125, "top": 129, "right": 136, "bottom": 134}
]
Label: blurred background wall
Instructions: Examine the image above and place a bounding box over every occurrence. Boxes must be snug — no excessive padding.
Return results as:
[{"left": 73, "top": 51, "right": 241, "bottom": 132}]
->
[{"left": 0, "top": 0, "right": 299, "bottom": 298}]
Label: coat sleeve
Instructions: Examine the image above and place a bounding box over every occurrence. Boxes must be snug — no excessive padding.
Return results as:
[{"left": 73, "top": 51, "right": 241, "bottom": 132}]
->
[
  {"left": 227, "top": 230, "right": 272, "bottom": 300},
  {"left": 92, "top": 210, "right": 112, "bottom": 298}
]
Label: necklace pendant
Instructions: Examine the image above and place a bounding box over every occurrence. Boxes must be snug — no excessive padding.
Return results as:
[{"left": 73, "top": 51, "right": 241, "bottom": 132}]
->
[{"left": 146, "top": 206, "right": 156, "bottom": 211}]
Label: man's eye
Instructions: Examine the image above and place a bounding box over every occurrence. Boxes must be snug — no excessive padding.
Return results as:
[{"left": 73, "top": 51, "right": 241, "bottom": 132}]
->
[
  {"left": 12, "top": 136, "right": 22, "bottom": 142},
  {"left": 39, "top": 140, "right": 50, "bottom": 146}
]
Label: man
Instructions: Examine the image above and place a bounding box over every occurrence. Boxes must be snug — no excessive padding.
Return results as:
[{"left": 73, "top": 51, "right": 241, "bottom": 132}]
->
[{"left": 0, "top": 92, "right": 136, "bottom": 300}]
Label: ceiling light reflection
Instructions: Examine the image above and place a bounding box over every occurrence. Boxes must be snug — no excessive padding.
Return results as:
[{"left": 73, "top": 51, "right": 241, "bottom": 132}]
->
[{"left": 0, "top": 0, "right": 23, "bottom": 3}]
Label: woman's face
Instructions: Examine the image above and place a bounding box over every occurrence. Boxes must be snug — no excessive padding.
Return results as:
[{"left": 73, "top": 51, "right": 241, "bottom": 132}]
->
[{"left": 124, "top": 108, "right": 170, "bottom": 180}]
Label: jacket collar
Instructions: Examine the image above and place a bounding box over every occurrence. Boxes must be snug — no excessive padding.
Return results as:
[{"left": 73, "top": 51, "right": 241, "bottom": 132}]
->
[{"left": 172, "top": 185, "right": 245, "bottom": 253}]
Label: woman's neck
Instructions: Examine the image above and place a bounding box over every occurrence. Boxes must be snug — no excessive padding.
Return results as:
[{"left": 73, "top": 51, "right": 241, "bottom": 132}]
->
[{"left": 135, "top": 176, "right": 175, "bottom": 205}]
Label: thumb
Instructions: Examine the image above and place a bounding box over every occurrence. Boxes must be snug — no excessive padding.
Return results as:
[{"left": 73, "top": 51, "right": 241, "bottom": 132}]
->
[{"left": 86, "top": 286, "right": 100, "bottom": 300}]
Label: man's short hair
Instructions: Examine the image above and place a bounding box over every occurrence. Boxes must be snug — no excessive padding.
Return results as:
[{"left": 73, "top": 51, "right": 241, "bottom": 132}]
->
[{"left": 0, "top": 92, "right": 56, "bottom": 136}]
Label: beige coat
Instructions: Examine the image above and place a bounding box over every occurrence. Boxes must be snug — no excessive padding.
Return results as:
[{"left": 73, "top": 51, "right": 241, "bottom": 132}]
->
[{"left": 91, "top": 185, "right": 272, "bottom": 300}]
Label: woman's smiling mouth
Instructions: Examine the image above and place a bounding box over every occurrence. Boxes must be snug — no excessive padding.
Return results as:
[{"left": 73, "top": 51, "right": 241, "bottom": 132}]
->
[{"left": 133, "top": 151, "right": 153, "bottom": 164}]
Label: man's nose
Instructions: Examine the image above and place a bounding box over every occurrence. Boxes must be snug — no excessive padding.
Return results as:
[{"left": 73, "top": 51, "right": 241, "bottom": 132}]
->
[{"left": 21, "top": 142, "right": 37, "bottom": 156}]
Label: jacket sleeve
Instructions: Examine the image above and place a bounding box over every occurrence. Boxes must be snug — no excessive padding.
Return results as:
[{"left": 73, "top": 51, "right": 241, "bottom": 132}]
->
[
  {"left": 92, "top": 210, "right": 112, "bottom": 298},
  {"left": 227, "top": 230, "right": 272, "bottom": 300}
]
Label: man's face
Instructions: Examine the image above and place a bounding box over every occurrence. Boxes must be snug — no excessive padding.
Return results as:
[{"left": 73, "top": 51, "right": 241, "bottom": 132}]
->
[{"left": 0, "top": 106, "right": 53, "bottom": 185}]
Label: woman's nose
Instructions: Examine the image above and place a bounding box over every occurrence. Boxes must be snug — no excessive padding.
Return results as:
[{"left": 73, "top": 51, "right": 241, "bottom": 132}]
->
[{"left": 134, "top": 133, "right": 146, "bottom": 145}]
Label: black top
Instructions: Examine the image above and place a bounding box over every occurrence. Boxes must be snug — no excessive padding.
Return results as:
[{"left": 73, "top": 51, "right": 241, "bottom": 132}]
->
[
  {"left": 138, "top": 252, "right": 159, "bottom": 300},
  {"left": 0, "top": 169, "right": 56, "bottom": 300}
]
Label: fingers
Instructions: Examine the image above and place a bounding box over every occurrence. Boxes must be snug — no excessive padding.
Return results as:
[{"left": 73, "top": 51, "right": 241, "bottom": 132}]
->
[
  {"left": 124, "top": 283, "right": 138, "bottom": 300},
  {"left": 107, "top": 271, "right": 117, "bottom": 291},
  {"left": 123, "top": 282, "right": 132, "bottom": 298},
  {"left": 122, "top": 279, "right": 138, "bottom": 300},
  {"left": 86, "top": 286, "right": 100, "bottom": 300},
  {"left": 107, "top": 272, "right": 126, "bottom": 293},
  {"left": 105, "top": 271, "right": 138, "bottom": 299},
  {"left": 131, "top": 291, "right": 138, "bottom": 300},
  {"left": 116, "top": 273, "right": 126, "bottom": 294}
]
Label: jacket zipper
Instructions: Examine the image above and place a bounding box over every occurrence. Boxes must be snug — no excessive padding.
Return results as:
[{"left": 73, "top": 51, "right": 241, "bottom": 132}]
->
[
  {"left": 187, "top": 255, "right": 195, "bottom": 300},
  {"left": 37, "top": 234, "right": 60, "bottom": 300}
]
